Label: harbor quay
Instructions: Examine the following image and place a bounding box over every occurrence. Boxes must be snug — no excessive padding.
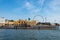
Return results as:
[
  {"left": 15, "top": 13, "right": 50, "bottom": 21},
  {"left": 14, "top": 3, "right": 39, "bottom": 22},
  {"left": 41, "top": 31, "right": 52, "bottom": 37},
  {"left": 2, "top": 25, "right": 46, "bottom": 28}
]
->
[{"left": 0, "top": 17, "right": 59, "bottom": 29}]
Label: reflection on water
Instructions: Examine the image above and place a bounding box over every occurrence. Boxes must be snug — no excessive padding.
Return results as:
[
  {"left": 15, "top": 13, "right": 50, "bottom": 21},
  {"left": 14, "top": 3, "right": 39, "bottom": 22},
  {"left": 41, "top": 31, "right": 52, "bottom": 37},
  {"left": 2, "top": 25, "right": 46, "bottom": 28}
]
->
[{"left": 0, "top": 29, "right": 60, "bottom": 40}]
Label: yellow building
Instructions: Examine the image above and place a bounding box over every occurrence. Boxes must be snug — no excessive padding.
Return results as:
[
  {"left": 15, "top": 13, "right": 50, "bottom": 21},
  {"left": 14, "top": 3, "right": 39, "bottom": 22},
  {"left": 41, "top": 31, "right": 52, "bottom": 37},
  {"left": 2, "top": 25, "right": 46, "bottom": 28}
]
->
[
  {"left": 27, "top": 20, "right": 36, "bottom": 26},
  {"left": 13, "top": 20, "right": 36, "bottom": 27},
  {"left": 13, "top": 20, "right": 27, "bottom": 26}
]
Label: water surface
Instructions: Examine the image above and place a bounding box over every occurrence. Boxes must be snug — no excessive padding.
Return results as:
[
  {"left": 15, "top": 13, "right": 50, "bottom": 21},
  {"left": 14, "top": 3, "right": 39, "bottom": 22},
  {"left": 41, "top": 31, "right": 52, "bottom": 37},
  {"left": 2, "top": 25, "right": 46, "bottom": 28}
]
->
[{"left": 0, "top": 29, "right": 60, "bottom": 40}]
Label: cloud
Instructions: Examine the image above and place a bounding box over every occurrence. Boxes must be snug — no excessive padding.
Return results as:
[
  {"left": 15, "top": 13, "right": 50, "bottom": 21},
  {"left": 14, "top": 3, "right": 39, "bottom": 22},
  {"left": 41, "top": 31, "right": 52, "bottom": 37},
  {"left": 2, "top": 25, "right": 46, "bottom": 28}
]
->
[
  {"left": 25, "top": 2, "right": 40, "bottom": 13},
  {"left": 49, "top": 0, "right": 60, "bottom": 13},
  {"left": 12, "top": 0, "right": 60, "bottom": 23},
  {"left": 42, "top": 0, "right": 60, "bottom": 23},
  {"left": 12, "top": 1, "right": 42, "bottom": 21},
  {"left": 24, "top": 2, "right": 41, "bottom": 18},
  {"left": 24, "top": 2, "right": 35, "bottom": 10},
  {"left": 25, "top": 2, "right": 31, "bottom": 7},
  {"left": 38, "top": 0, "right": 45, "bottom": 6}
]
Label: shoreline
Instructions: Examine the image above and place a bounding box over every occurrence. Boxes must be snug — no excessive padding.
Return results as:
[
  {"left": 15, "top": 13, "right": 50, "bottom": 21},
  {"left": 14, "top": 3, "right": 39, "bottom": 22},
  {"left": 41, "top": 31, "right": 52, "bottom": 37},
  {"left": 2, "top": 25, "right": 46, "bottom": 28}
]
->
[
  {"left": 0, "top": 25, "right": 59, "bottom": 30},
  {"left": 0, "top": 27, "right": 59, "bottom": 30}
]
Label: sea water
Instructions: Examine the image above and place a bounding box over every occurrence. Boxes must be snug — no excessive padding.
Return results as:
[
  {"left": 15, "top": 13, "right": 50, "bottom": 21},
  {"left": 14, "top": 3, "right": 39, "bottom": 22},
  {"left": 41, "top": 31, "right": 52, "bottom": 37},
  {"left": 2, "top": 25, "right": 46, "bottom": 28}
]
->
[{"left": 0, "top": 29, "right": 60, "bottom": 40}]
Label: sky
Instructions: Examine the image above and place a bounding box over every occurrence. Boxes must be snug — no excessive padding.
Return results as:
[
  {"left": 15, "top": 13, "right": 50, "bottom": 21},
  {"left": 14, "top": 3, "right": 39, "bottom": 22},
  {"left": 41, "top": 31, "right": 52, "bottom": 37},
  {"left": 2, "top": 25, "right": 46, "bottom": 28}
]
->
[{"left": 0, "top": 0, "right": 60, "bottom": 23}]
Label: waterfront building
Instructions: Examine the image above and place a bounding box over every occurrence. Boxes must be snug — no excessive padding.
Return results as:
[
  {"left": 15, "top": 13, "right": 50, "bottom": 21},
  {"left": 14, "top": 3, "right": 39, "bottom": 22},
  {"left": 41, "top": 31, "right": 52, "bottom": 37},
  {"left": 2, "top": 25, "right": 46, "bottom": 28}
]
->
[
  {"left": 36, "top": 22, "right": 51, "bottom": 26},
  {"left": 27, "top": 20, "right": 36, "bottom": 26},
  {"left": 13, "top": 20, "right": 36, "bottom": 27},
  {"left": 0, "top": 17, "right": 5, "bottom": 26},
  {"left": 5, "top": 20, "right": 15, "bottom": 28}
]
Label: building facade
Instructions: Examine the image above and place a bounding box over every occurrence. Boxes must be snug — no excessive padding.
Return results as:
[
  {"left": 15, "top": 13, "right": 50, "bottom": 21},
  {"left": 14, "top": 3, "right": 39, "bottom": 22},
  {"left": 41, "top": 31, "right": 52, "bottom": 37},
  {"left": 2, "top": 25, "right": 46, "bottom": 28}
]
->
[
  {"left": 0, "top": 17, "right": 5, "bottom": 26},
  {"left": 13, "top": 20, "right": 36, "bottom": 27}
]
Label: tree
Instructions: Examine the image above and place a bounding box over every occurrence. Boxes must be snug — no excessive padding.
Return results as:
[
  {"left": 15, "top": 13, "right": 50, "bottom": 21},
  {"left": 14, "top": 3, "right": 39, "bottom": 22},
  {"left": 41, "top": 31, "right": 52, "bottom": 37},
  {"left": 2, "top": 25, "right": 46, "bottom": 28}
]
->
[
  {"left": 9, "top": 20, "right": 15, "bottom": 22},
  {"left": 28, "top": 18, "right": 31, "bottom": 21}
]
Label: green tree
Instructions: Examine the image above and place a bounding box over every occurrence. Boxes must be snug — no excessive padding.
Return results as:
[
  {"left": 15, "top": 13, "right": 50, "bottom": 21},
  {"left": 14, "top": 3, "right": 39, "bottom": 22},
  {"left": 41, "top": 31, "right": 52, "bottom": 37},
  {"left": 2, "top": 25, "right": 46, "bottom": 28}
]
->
[
  {"left": 9, "top": 20, "right": 15, "bottom": 22},
  {"left": 28, "top": 18, "right": 31, "bottom": 21}
]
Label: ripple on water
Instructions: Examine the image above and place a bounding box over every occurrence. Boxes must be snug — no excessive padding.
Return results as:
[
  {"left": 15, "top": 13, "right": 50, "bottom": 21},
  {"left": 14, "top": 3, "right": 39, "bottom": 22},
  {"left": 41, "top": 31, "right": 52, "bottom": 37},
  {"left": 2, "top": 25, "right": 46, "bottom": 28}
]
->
[{"left": 0, "top": 29, "right": 60, "bottom": 40}]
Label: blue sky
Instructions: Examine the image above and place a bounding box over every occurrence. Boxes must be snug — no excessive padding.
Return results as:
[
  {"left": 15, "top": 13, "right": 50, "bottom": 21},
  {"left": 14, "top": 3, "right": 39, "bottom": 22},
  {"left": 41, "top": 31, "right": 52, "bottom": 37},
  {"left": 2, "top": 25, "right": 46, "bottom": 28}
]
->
[{"left": 0, "top": 0, "right": 60, "bottom": 23}]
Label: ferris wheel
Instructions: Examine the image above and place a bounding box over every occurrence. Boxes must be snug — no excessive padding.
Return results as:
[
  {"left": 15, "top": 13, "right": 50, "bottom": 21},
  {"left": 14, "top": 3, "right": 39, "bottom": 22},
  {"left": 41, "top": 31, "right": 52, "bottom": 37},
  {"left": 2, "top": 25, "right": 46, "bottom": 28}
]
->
[{"left": 33, "top": 15, "right": 44, "bottom": 22}]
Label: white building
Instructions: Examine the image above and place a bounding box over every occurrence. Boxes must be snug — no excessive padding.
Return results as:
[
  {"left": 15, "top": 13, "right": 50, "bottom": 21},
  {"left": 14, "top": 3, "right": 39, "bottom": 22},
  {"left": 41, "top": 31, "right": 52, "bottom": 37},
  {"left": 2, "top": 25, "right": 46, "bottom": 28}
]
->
[
  {"left": 0, "top": 17, "right": 6, "bottom": 26},
  {"left": 0, "top": 17, "right": 5, "bottom": 23}
]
